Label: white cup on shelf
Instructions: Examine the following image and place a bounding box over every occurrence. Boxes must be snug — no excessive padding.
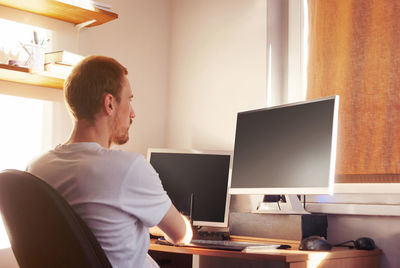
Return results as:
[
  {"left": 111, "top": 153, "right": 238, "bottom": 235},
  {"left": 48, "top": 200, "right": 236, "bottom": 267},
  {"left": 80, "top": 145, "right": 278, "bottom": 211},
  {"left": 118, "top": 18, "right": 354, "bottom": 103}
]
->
[{"left": 23, "top": 44, "right": 45, "bottom": 72}]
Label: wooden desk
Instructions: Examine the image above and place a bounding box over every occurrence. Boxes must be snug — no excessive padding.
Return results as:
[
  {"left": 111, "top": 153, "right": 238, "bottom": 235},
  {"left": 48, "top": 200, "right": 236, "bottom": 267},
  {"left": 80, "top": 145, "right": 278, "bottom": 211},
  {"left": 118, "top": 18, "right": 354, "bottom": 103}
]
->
[{"left": 149, "top": 236, "right": 381, "bottom": 268}]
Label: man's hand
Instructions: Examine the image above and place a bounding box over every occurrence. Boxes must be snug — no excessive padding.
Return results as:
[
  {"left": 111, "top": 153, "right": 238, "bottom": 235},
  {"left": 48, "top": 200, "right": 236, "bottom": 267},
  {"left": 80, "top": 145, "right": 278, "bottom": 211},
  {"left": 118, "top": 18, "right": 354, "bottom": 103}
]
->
[
  {"left": 149, "top": 226, "right": 165, "bottom": 237},
  {"left": 163, "top": 215, "right": 193, "bottom": 245}
]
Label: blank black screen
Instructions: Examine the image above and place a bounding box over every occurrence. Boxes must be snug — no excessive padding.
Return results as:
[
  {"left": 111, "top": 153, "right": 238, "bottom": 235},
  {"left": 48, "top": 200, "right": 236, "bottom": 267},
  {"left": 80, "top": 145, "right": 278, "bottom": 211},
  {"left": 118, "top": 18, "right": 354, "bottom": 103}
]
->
[
  {"left": 231, "top": 98, "right": 336, "bottom": 190},
  {"left": 150, "top": 153, "right": 230, "bottom": 224}
]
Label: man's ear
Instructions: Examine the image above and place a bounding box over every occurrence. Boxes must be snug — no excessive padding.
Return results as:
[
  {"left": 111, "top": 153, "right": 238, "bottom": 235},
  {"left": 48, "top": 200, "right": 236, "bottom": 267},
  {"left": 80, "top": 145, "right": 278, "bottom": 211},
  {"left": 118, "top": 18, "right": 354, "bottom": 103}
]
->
[{"left": 104, "top": 93, "right": 114, "bottom": 115}]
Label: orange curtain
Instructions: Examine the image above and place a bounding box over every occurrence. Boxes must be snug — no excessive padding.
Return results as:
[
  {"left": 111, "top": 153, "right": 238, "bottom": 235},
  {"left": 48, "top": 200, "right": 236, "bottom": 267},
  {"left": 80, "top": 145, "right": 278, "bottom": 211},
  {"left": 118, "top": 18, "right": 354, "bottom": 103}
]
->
[{"left": 307, "top": 0, "right": 400, "bottom": 182}]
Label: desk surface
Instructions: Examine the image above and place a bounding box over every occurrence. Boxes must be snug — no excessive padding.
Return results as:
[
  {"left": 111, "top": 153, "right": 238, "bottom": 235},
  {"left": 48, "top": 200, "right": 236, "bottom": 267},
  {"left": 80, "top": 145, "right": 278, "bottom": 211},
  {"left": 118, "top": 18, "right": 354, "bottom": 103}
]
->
[{"left": 149, "top": 236, "right": 382, "bottom": 268}]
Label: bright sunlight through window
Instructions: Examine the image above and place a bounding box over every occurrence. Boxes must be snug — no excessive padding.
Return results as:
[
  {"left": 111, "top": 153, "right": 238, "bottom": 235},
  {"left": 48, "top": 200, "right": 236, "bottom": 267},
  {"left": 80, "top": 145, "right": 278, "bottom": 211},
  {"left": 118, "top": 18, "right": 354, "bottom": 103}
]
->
[{"left": 0, "top": 94, "right": 47, "bottom": 249}]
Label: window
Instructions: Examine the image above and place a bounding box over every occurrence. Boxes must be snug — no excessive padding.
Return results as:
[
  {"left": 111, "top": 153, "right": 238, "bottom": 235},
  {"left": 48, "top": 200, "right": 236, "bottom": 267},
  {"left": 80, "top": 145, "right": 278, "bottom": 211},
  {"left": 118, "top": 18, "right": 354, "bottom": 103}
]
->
[
  {"left": 265, "top": 0, "right": 400, "bottom": 215},
  {"left": 304, "top": 0, "right": 400, "bottom": 215},
  {"left": 266, "top": 0, "right": 308, "bottom": 107},
  {"left": 0, "top": 94, "right": 51, "bottom": 249}
]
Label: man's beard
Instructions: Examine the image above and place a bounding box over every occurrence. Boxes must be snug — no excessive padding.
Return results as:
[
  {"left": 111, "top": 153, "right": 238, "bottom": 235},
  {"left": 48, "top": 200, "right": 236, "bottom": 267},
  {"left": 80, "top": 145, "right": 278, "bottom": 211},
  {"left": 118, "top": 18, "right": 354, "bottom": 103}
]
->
[
  {"left": 111, "top": 119, "right": 132, "bottom": 145},
  {"left": 112, "top": 131, "right": 129, "bottom": 145}
]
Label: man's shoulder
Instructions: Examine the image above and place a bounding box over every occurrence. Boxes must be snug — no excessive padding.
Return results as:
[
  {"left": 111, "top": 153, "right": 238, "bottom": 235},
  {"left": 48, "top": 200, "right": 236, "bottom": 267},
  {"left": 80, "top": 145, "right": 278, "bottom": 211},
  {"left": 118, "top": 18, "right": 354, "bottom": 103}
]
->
[
  {"left": 101, "top": 148, "right": 144, "bottom": 163},
  {"left": 89, "top": 148, "right": 152, "bottom": 176},
  {"left": 26, "top": 150, "right": 55, "bottom": 171},
  {"left": 27, "top": 144, "right": 147, "bottom": 172}
]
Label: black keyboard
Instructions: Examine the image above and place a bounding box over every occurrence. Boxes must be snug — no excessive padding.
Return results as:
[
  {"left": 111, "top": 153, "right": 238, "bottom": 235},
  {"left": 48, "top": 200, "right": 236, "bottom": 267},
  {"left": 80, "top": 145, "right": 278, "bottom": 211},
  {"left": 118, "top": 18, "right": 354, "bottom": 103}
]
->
[{"left": 156, "top": 238, "right": 287, "bottom": 251}]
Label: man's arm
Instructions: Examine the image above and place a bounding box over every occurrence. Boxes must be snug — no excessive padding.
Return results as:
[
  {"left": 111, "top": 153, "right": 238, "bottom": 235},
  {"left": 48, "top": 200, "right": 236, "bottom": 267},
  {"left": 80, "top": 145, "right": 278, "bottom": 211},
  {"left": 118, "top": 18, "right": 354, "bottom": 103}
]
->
[{"left": 156, "top": 204, "right": 193, "bottom": 244}]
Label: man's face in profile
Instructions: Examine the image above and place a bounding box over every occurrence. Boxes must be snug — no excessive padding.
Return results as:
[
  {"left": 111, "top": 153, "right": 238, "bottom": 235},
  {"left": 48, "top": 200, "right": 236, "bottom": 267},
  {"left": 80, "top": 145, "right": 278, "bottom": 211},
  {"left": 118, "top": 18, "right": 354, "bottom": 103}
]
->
[{"left": 112, "top": 76, "right": 135, "bottom": 145}]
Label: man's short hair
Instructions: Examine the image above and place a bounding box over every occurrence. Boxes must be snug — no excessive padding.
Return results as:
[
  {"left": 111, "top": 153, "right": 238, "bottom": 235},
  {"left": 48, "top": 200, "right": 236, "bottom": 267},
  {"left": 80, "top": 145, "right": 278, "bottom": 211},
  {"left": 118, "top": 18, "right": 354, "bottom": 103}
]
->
[{"left": 64, "top": 55, "right": 128, "bottom": 121}]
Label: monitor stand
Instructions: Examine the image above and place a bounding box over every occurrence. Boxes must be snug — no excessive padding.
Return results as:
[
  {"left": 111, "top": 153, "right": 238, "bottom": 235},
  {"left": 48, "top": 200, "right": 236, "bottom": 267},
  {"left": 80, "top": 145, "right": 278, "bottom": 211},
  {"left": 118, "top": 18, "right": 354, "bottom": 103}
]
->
[{"left": 254, "top": 195, "right": 310, "bottom": 215}]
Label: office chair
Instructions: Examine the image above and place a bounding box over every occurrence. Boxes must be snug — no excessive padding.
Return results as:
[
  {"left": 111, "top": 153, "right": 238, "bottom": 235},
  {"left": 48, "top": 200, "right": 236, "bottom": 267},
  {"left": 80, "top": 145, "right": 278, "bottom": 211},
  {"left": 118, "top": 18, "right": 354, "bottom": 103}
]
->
[{"left": 0, "top": 169, "right": 112, "bottom": 268}]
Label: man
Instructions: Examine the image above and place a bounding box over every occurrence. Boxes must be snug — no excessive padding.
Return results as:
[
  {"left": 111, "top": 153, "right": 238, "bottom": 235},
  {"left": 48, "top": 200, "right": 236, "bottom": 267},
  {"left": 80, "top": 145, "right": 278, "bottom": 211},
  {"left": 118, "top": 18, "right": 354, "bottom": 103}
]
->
[{"left": 26, "top": 55, "right": 192, "bottom": 268}]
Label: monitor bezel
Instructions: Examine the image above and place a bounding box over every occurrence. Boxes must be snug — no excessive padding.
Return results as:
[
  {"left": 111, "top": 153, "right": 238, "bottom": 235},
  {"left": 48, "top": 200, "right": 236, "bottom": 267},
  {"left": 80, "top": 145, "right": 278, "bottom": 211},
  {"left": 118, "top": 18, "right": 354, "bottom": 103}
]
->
[
  {"left": 228, "top": 95, "right": 339, "bottom": 196},
  {"left": 147, "top": 148, "right": 232, "bottom": 228}
]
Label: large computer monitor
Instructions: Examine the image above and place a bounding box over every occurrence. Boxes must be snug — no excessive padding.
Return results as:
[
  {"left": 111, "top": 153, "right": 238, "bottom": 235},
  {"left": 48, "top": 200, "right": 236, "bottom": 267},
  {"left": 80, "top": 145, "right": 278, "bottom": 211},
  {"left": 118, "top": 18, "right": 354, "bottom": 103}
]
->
[
  {"left": 229, "top": 96, "right": 339, "bottom": 212},
  {"left": 147, "top": 149, "right": 231, "bottom": 227}
]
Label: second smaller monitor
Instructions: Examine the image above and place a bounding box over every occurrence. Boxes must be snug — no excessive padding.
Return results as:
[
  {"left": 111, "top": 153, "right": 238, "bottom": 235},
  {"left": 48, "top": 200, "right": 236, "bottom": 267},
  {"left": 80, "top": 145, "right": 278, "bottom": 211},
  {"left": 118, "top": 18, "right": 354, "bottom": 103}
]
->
[{"left": 148, "top": 149, "right": 231, "bottom": 227}]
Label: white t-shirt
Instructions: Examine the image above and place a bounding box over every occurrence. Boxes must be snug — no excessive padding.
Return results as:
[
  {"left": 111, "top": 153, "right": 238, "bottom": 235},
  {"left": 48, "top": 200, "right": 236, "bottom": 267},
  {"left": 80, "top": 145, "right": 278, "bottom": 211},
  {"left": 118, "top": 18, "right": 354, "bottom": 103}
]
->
[{"left": 26, "top": 142, "right": 171, "bottom": 268}]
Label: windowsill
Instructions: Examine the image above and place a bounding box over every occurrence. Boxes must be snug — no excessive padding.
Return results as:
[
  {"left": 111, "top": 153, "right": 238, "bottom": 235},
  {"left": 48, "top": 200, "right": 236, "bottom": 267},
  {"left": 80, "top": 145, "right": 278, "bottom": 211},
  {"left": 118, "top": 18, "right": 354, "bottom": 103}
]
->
[
  {"left": 306, "top": 202, "right": 400, "bottom": 216},
  {"left": 307, "top": 187, "right": 400, "bottom": 216},
  {"left": 334, "top": 183, "right": 400, "bottom": 194}
]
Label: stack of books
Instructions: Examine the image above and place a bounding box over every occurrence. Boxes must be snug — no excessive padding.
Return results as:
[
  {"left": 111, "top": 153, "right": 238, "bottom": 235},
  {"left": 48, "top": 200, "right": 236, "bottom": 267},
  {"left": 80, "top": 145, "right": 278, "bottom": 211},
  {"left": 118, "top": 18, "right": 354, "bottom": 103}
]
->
[
  {"left": 91, "top": 1, "right": 112, "bottom": 12},
  {"left": 44, "top": 51, "right": 84, "bottom": 77},
  {"left": 55, "top": 0, "right": 113, "bottom": 12}
]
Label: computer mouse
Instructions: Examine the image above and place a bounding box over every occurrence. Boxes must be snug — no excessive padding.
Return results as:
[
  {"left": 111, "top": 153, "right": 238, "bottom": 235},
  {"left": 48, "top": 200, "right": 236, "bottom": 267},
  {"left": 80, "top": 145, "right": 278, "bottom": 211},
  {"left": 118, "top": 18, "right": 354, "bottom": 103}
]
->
[
  {"left": 355, "top": 237, "right": 375, "bottom": 250},
  {"left": 299, "top": 236, "right": 332, "bottom": 251}
]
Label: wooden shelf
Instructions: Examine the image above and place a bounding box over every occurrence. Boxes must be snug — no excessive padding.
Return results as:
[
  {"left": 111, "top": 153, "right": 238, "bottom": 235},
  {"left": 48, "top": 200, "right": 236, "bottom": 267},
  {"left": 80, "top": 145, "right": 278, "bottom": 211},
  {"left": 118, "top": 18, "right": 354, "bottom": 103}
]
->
[
  {"left": 0, "top": 0, "right": 118, "bottom": 27},
  {"left": 0, "top": 1, "right": 117, "bottom": 89},
  {"left": 0, "top": 64, "right": 64, "bottom": 89}
]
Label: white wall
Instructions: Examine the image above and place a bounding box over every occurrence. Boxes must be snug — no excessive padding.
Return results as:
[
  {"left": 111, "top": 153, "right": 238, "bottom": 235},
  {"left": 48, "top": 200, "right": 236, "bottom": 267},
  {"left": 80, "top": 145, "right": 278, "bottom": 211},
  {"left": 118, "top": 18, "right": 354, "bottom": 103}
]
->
[
  {"left": 168, "top": 0, "right": 267, "bottom": 266},
  {"left": 167, "top": 0, "right": 267, "bottom": 151},
  {"left": 79, "top": 0, "right": 170, "bottom": 156}
]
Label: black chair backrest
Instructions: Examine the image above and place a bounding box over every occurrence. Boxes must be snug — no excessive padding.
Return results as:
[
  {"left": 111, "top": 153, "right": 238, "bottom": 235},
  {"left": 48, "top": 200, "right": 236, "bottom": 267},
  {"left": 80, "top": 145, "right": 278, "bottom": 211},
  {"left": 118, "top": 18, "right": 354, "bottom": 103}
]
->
[{"left": 0, "top": 169, "right": 112, "bottom": 268}]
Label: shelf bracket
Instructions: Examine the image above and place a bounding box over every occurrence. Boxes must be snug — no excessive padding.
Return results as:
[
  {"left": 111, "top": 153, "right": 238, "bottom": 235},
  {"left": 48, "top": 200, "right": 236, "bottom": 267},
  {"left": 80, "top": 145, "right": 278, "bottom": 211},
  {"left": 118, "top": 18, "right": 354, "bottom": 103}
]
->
[
  {"left": 75, "top": 19, "right": 97, "bottom": 30},
  {"left": 74, "top": 19, "right": 96, "bottom": 53}
]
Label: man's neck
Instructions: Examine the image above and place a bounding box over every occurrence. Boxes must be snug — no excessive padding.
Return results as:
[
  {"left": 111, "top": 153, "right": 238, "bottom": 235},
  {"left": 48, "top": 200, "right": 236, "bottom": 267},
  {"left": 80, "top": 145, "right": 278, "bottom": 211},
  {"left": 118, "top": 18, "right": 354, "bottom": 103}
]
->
[{"left": 67, "top": 119, "right": 112, "bottom": 148}]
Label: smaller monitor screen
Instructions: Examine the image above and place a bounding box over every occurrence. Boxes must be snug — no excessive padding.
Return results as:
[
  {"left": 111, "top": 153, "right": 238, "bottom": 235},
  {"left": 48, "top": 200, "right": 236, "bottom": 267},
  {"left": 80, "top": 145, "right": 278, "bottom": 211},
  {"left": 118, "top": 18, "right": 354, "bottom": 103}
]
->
[
  {"left": 148, "top": 149, "right": 231, "bottom": 227},
  {"left": 229, "top": 96, "right": 339, "bottom": 195}
]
